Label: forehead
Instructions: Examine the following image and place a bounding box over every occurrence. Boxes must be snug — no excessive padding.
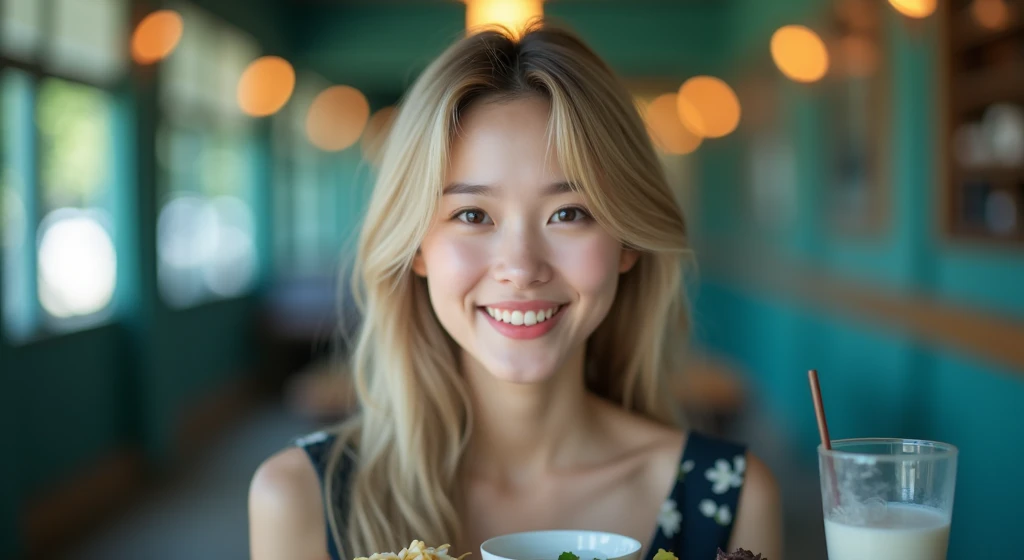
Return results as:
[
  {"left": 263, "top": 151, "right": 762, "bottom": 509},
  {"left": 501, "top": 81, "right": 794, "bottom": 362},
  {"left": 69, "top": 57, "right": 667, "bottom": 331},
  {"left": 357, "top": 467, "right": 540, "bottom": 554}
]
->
[{"left": 446, "top": 96, "right": 567, "bottom": 190}]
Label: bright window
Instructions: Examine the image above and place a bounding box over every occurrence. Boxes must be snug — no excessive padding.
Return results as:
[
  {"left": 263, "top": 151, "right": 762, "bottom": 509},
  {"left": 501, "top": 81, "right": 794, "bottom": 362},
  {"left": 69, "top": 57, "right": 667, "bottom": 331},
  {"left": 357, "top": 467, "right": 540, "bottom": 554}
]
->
[{"left": 36, "top": 78, "right": 118, "bottom": 322}]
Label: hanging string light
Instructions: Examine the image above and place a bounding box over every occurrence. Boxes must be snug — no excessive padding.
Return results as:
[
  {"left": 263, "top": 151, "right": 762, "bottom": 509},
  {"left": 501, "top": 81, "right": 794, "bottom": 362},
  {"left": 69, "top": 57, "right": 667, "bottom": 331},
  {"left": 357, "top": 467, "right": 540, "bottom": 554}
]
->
[
  {"left": 677, "top": 76, "right": 741, "bottom": 139},
  {"left": 770, "top": 25, "right": 830, "bottom": 83},
  {"left": 131, "top": 10, "right": 184, "bottom": 65},
  {"left": 237, "top": 56, "right": 295, "bottom": 117}
]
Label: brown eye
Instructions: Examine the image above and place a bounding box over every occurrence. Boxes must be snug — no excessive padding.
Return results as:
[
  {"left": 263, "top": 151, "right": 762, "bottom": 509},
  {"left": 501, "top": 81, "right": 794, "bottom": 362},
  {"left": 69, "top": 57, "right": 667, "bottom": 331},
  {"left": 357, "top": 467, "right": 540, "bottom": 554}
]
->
[
  {"left": 456, "top": 209, "right": 490, "bottom": 225},
  {"left": 550, "top": 206, "right": 590, "bottom": 223}
]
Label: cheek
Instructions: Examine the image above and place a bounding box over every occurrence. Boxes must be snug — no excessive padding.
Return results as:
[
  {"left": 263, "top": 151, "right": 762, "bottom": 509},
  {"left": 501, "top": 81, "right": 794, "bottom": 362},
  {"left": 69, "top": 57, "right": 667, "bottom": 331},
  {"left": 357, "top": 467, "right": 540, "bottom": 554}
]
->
[
  {"left": 420, "top": 234, "right": 489, "bottom": 301},
  {"left": 551, "top": 233, "right": 623, "bottom": 296}
]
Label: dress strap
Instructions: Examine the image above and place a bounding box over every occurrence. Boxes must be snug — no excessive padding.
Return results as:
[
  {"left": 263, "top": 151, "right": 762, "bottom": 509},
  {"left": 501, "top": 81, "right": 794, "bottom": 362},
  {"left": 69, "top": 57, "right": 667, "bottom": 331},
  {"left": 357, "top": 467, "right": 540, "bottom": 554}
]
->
[
  {"left": 294, "top": 431, "right": 353, "bottom": 560},
  {"left": 295, "top": 431, "right": 336, "bottom": 479}
]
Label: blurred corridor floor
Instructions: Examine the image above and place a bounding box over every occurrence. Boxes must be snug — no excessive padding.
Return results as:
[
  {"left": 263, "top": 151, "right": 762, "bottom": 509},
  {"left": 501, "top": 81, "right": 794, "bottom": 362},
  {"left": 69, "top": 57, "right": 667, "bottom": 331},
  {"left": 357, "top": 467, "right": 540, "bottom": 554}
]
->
[
  {"left": 62, "top": 400, "right": 825, "bottom": 560},
  {"left": 64, "top": 402, "right": 318, "bottom": 560}
]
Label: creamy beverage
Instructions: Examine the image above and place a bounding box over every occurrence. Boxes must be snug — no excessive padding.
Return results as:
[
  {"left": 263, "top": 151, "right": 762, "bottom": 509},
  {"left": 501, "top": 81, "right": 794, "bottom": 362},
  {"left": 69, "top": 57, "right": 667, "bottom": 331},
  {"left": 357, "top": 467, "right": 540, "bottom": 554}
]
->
[{"left": 824, "top": 503, "right": 950, "bottom": 560}]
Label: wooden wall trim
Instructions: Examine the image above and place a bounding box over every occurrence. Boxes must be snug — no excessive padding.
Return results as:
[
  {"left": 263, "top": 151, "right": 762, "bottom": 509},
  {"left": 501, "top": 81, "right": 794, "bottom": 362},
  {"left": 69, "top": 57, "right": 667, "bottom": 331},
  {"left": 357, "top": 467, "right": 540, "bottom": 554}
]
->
[{"left": 701, "top": 252, "right": 1024, "bottom": 377}]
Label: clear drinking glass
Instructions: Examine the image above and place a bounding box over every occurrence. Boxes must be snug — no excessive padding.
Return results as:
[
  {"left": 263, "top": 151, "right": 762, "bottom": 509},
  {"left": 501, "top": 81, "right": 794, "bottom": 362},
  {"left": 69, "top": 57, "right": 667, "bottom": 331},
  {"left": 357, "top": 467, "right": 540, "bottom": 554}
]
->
[{"left": 818, "top": 438, "right": 958, "bottom": 560}]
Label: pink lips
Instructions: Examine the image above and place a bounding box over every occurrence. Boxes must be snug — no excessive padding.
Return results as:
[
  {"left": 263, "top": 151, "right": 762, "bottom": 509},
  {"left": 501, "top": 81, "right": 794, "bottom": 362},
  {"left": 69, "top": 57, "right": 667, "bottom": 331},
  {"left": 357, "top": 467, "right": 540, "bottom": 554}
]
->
[{"left": 479, "top": 301, "right": 567, "bottom": 340}]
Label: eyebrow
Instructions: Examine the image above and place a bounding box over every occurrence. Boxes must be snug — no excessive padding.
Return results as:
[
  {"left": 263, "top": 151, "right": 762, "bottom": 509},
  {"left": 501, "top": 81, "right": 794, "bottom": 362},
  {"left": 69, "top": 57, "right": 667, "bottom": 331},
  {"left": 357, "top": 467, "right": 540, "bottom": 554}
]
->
[{"left": 442, "top": 181, "right": 577, "bottom": 196}]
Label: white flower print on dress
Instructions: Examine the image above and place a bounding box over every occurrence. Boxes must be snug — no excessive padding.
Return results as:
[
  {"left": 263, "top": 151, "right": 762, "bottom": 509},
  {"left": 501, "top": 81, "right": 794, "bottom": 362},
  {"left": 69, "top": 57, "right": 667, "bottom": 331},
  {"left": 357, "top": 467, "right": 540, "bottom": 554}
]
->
[
  {"left": 698, "top": 499, "right": 733, "bottom": 526},
  {"left": 657, "top": 499, "right": 682, "bottom": 537},
  {"left": 699, "top": 499, "right": 717, "bottom": 518},
  {"left": 733, "top": 454, "right": 746, "bottom": 475},
  {"left": 715, "top": 505, "right": 733, "bottom": 526},
  {"left": 704, "top": 455, "right": 746, "bottom": 495},
  {"left": 679, "top": 459, "right": 695, "bottom": 479}
]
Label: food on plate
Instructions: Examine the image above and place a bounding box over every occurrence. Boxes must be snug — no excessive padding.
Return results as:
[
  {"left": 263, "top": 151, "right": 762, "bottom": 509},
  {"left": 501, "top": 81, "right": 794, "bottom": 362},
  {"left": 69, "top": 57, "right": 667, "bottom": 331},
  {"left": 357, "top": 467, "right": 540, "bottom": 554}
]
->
[
  {"left": 716, "top": 548, "right": 767, "bottom": 560},
  {"left": 355, "top": 540, "right": 471, "bottom": 560}
]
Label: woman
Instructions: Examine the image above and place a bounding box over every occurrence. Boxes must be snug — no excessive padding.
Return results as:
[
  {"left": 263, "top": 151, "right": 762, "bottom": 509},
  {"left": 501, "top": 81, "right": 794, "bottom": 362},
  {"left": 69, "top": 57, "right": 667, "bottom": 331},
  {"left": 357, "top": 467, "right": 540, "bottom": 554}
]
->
[{"left": 249, "top": 22, "right": 782, "bottom": 560}]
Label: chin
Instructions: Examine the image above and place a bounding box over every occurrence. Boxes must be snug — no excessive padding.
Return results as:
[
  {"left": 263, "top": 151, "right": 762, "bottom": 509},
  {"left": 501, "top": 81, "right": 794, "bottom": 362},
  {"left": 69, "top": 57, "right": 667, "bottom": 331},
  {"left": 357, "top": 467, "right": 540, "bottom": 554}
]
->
[
  {"left": 478, "top": 354, "right": 560, "bottom": 385},
  {"left": 487, "top": 367, "right": 556, "bottom": 385}
]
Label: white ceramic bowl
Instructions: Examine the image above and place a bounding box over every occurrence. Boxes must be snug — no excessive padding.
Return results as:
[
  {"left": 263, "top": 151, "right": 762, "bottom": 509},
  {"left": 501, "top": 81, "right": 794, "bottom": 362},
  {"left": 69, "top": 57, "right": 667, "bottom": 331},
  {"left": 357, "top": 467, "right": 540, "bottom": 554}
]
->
[{"left": 480, "top": 530, "right": 642, "bottom": 560}]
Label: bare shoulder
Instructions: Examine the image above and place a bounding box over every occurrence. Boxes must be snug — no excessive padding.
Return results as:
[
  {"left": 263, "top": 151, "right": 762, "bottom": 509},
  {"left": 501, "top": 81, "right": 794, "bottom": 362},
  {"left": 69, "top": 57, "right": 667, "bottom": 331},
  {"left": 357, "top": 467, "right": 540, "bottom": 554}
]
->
[
  {"left": 740, "top": 452, "right": 780, "bottom": 507},
  {"left": 729, "top": 451, "right": 783, "bottom": 559},
  {"left": 249, "top": 447, "right": 330, "bottom": 560}
]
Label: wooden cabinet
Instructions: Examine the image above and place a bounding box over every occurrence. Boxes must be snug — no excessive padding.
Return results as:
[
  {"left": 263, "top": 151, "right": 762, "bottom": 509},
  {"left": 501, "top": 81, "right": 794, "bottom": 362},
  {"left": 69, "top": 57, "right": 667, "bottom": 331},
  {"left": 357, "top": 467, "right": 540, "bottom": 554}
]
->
[{"left": 943, "top": 0, "right": 1024, "bottom": 244}]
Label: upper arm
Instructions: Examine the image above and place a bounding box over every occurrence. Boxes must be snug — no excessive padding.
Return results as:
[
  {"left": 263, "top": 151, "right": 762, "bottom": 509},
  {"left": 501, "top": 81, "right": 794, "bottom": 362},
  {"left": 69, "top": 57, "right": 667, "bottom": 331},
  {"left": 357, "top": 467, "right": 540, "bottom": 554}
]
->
[
  {"left": 727, "top": 452, "right": 783, "bottom": 560},
  {"left": 249, "top": 447, "right": 331, "bottom": 560}
]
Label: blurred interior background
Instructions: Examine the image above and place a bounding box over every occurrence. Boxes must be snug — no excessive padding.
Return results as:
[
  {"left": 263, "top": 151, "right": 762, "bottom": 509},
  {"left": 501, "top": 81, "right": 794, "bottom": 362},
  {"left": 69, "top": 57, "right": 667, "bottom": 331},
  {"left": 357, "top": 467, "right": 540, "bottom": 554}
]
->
[{"left": 1, "top": 0, "right": 1023, "bottom": 558}]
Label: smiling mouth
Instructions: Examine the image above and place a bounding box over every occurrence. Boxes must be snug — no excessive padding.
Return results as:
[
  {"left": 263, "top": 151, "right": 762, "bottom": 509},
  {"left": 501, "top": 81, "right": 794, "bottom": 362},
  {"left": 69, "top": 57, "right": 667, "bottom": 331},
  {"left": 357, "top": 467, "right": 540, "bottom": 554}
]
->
[{"left": 481, "top": 304, "right": 566, "bottom": 326}]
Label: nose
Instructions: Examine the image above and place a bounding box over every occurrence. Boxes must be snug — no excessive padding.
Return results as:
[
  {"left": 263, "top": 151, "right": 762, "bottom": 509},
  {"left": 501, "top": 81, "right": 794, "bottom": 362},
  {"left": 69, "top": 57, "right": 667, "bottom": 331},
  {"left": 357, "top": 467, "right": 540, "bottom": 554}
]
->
[{"left": 491, "top": 222, "right": 552, "bottom": 290}]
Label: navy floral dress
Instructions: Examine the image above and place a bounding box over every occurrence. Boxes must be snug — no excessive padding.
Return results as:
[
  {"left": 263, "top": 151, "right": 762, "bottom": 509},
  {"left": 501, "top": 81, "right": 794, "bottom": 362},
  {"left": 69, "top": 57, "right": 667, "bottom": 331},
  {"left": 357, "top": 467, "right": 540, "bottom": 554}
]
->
[{"left": 295, "top": 431, "right": 747, "bottom": 560}]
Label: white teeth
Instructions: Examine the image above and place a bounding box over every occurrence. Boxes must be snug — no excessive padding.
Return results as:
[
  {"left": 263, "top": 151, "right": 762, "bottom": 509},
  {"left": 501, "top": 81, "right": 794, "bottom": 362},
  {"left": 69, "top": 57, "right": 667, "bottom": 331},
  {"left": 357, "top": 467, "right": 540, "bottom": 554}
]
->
[{"left": 485, "top": 305, "right": 562, "bottom": 325}]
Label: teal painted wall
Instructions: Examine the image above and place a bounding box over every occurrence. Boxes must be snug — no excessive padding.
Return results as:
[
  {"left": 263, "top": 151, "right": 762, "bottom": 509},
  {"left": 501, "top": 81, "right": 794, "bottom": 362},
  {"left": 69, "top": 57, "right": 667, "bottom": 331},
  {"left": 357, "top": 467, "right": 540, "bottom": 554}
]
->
[
  {"left": 693, "top": 2, "right": 1024, "bottom": 558},
  {"left": 936, "top": 249, "right": 1024, "bottom": 315},
  {"left": 0, "top": 335, "right": 19, "bottom": 558},
  {"left": 7, "top": 326, "right": 124, "bottom": 494}
]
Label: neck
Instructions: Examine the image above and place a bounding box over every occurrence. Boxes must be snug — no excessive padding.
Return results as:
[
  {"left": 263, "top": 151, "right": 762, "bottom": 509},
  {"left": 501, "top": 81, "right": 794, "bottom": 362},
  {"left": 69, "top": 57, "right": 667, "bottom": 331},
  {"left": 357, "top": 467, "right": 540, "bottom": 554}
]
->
[{"left": 462, "top": 347, "right": 598, "bottom": 482}]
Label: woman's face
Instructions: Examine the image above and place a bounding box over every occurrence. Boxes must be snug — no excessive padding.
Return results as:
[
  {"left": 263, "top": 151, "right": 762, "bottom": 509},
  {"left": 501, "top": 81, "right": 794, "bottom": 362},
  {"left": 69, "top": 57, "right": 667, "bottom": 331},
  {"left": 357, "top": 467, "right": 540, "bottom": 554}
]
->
[{"left": 412, "top": 96, "right": 637, "bottom": 384}]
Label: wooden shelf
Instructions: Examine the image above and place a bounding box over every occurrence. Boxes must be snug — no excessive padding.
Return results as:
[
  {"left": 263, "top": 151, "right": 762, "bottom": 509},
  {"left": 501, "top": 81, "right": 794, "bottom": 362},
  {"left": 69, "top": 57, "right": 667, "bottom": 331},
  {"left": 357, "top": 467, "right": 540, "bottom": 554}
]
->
[
  {"left": 943, "top": 1, "right": 1024, "bottom": 248},
  {"left": 954, "top": 62, "right": 1024, "bottom": 112},
  {"left": 951, "top": 11, "right": 1024, "bottom": 51},
  {"left": 955, "top": 165, "right": 1024, "bottom": 182},
  {"left": 949, "top": 225, "right": 1024, "bottom": 243}
]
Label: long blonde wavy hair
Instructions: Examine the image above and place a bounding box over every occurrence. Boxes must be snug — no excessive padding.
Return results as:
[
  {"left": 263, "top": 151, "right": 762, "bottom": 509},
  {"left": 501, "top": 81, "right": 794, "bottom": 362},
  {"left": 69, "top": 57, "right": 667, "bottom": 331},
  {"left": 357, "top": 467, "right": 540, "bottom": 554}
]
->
[{"left": 324, "top": 21, "right": 691, "bottom": 559}]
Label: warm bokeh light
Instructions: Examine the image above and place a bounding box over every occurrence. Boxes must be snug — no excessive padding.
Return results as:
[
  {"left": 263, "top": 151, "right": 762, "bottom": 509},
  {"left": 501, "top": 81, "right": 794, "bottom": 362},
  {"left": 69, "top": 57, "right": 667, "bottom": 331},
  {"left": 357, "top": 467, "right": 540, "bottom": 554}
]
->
[
  {"left": 677, "top": 77, "right": 741, "bottom": 139},
  {"left": 888, "top": 0, "right": 937, "bottom": 18},
  {"left": 771, "top": 25, "right": 829, "bottom": 83},
  {"left": 838, "top": 34, "right": 878, "bottom": 77},
  {"left": 643, "top": 93, "right": 702, "bottom": 155},
  {"left": 972, "top": 0, "right": 1013, "bottom": 30},
  {"left": 305, "top": 85, "right": 370, "bottom": 152},
  {"left": 237, "top": 56, "right": 295, "bottom": 117},
  {"left": 465, "top": 0, "right": 543, "bottom": 36},
  {"left": 131, "top": 10, "right": 183, "bottom": 65},
  {"left": 362, "top": 106, "right": 398, "bottom": 164}
]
